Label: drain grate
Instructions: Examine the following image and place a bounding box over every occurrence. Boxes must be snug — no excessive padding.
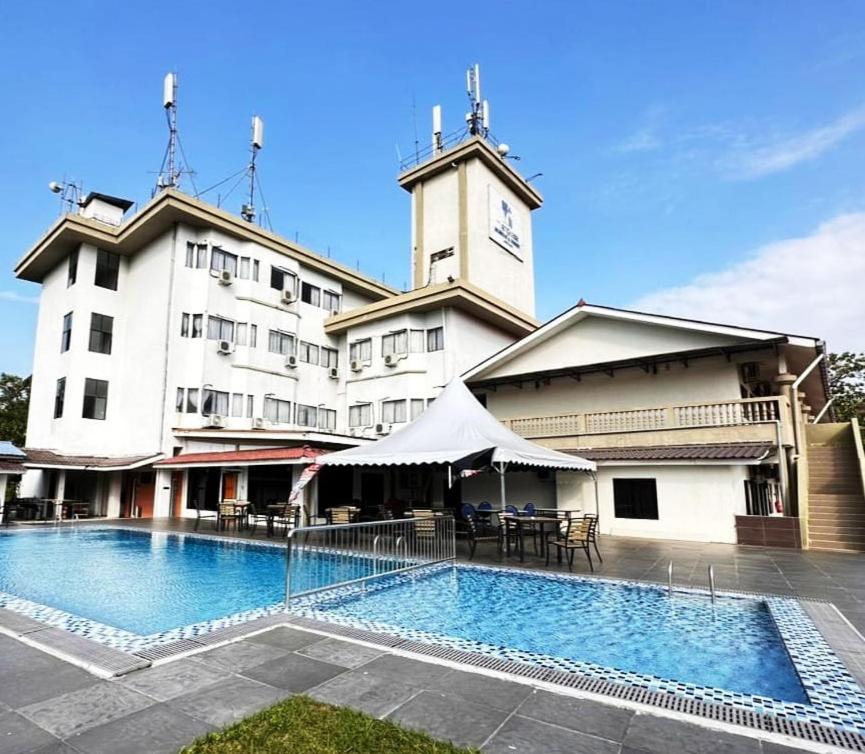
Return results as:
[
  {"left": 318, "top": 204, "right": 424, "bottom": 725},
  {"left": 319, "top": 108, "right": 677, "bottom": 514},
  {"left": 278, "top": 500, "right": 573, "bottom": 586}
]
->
[{"left": 133, "top": 639, "right": 205, "bottom": 662}]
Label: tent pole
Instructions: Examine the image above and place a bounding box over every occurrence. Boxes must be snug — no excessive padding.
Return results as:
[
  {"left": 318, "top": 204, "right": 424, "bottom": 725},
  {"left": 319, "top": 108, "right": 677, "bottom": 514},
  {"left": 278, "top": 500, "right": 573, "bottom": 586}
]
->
[
  {"left": 447, "top": 464, "right": 453, "bottom": 489},
  {"left": 497, "top": 462, "right": 508, "bottom": 509},
  {"left": 592, "top": 471, "right": 600, "bottom": 519}
]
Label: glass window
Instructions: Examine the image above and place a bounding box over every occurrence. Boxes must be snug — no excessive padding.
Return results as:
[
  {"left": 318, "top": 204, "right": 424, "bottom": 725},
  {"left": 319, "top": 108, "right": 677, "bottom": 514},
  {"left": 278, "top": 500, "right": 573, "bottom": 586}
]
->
[
  {"left": 296, "top": 403, "right": 317, "bottom": 427},
  {"left": 382, "top": 330, "right": 408, "bottom": 356},
  {"left": 427, "top": 326, "right": 444, "bottom": 352},
  {"left": 196, "top": 244, "right": 207, "bottom": 268},
  {"left": 192, "top": 314, "right": 203, "bottom": 338},
  {"left": 201, "top": 388, "right": 229, "bottom": 416},
  {"left": 210, "top": 247, "right": 238, "bottom": 276},
  {"left": 94, "top": 250, "right": 120, "bottom": 290},
  {"left": 382, "top": 399, "right": 407, "bottom": 424},
  {"left": 349, "top": 339, "right": 372, "bottom": 363},
  {"left": 322, "top": 290, "right": 341, "bottom": 312},
  {"left": 54, "top": 377, "right": 66, "bottom": 419},
  {"left": 349, "top": 403, "right": 372, "bottom": 427},
  {"left": 88, "top": 313, "right": 113, "bottom": 355},
  {"left": 207, "top": 316, "right": 234, "bottom": 342},
  {"left": 410, "top": 329, "right": 425, "bottom": 352},
  {"left": 270, "top": 266, "right": 297, "bottom": 293},
  {"left": 235, "top": 323, "right": 247, "bottom": 346},
  {"left": 249, "top": 324, "right": 257, "bottom": 348},
  {"left": 239, "top": 257, "right": 250, "bottom": 279},
  {"left": 410, "top": 398, "right": 425, "bottom": 420},
  {"left": 186, "top": 388, "right": 198, "bottom": 413},
  {"left": 613, "top": 479, "right": 659, "bottom": 520},
  {"left": 301, "top": 281, "right": 320, "bottom": 306},
  {"left": 175, "top": 387, "right": 184, "bottom": 412},
  {"left": 268, "top": 330, "right": 296, "bottom": 355},
  {"left": 181, "top": 313, "right": 190, "bottom": 337},
  {"left": 61, "top": 312, "right": 73, "bottom": 353},
  {"left": 318, "top": 407, "right": 336, "bottom": 431},
  {"left": 67, "top": 249, "right": 78, "bottom": 286},
  {"left": 231, "top": 393, "right": 244, "bottom": 417},
  {"left": 82, "top": 378, "right": 108, "bottom": 420},
  {"left": 299, "top": 341, "right": 319, "bottom": 365},
  {"left": 246, "top": 395, "right": 254, "bottom": 418},
  {"left": 252, "top": 260, "right": 259, "bottom": 282},
  {"left": 321, "top": 347, "right": 338, "bottom": 368},
  {"left": 185, "top": 242, "right": 195, "bottom": 268},
  {"left": 264, "top": 397, "right": 291, "bottom": 423}
]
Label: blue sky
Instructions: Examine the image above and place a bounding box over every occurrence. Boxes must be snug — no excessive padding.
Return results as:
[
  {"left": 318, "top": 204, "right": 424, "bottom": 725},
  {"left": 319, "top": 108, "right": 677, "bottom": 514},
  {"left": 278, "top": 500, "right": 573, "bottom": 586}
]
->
[{"left": 2, "top": 0, "right": 864, "bottom": 375}]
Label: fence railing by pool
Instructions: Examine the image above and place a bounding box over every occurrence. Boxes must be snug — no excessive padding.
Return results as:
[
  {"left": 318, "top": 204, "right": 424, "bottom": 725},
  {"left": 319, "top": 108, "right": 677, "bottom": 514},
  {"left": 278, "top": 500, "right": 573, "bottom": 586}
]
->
[{"left": 284, "top": 514, "right": 456, "bottom": 605}]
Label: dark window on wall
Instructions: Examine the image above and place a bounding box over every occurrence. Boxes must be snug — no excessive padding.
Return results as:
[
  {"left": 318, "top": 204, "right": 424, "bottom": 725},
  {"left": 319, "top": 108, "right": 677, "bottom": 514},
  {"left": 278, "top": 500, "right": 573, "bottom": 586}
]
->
[
  {"left": 54, "top": 378, "right": 66, "bottom": 418},
  {"left": 201, "top": 389, "right": 229, "bottom": 416},
  {"left": 322, "top": 290, "right": 341, "bottom": 312},
  {"left": 186, "top": 388, "right": 199, "bottom": 413},
  {"left": 94, "top": 250, "right": 120, "bottom": 290},
  {"left": 67, "top": 249, "right": 79, "bottom": 286},
  {"left": 61, "top": 312, "right": 73, "bottom": 352},
  {"left": 427, "top": 327, "right": 444, "bottom": 352},
  {"left": 181, "top": 313, "right": 190, "bottom": 337},
  {"left": 88, "top": 313, "right": 113, "bottom": 354},
  {"left": 296, "top": 403, "right": 317, "bottom": 427},
  {"left": 613, "top": 479, "right": 659, "bottom": 520},
  {"left": 82, "top": 378, "right": 109, "bottom": 420},
  {"left": 301, "top": 282, "right": 320, "bottom": 306}
]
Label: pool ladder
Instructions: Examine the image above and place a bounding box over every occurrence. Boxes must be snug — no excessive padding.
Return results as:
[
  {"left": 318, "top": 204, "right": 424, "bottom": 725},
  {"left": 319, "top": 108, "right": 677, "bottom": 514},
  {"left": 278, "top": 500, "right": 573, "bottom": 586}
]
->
[{"left": 667, "top": 561, "right": 716, "bottom": 604}]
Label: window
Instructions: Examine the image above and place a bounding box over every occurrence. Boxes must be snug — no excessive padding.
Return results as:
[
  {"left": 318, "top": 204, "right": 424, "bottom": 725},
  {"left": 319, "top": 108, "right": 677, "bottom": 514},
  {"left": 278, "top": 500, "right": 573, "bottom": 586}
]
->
[
  {"left": 321, "top": 347, "right": 338, "bottom": 369},
  {"left": 299, "top": 341, "right": 319, "bottom": 365},
  {"left": 613, "top": 479, "right": 659, "bottom": 520},
  {"left": 207, "top": 315, "right": 235, "bottom": 342},
  {"left": 94, "top": 250, "right": 120, "bottom": 290},
  {"left": 410, "top": 329, "right": 425, "bottom": 353},
  {"left": 192, "top": 314, "right": 203, "bottom": 338},
  {"left": 185, "top": 242, "right": 207, "bottom": 268},
  {"left": 246, "top": 395, "right": 254, "bottom": 418},
  {"left": 268, "top": 329, "right": 296, "bottom": 355},
  {"left": 271, "top": 266, "right": 297, "bottom": 293},
  {"left": 61, "top": 312, "right": 73, "bottom": 353},
  {"left": 427, "top": 326, "right": 444, "bottom": 352},
  {"left": 349, "top": 338, "right": 372, "bottom": 363},
  {"left": 175, "top": 387, "right": 184, "bottom": 412},
  {"left": 82, "top": 378, "right": 108, "bottom": 420},
  {"left": 88, "top": 313, "right": 113, "bottom": 354},
  {"left": 252, "top": 260, "right": 259, "bottom": 282},
  {"left": 322, "top": 290, "right": 341, "bottom": 312},
  {"left": 186, "top": 388, "right": 199, "bottom": 413},
  {"left": 239, "top": 257, "right": 250, "bottom": 279},
  {"left": 201, "top": 388, "right": 229, "bottom": 417},
  {"left": 296, "top": 403, "right": 317, "bottom": 427},
  {"left": 236, "top": 323, "right": 247, "bottom": 346},
  {"left": 67, "top": 249, "right": 78, "bottom": 286},
  {"left": 318, "top": 407, "right": 336, "bottom": 431},
  {"left": 181, "top": 313, "right": 190, "bottom": 337},
  {"left": 264, "top": 397, "right": 291, "bottom": 423},
  {"left": 410, "top": 398, "right": 425, "bottom": 420},
  {"left": 249, "top": 324, "right": 257, "bottom": 348},
  {"left": 382, "top": 399, "right": 407, "bottom": 424},
  {"left": 301, "top": 281, "right": 320, "bottom": 306},
  {"left": 231, "top": 393, "right": 244, "bottom": 417},
  {"left": 349, "top": 403, "right": 373, "bottom": 427},
  {"left": 210, "top": 247, "right": 238, "bottom": 276},
  {"left": 54, "top": 378, "right": 66, "bottom": 419},
  {"left": 382, "top": 330, "right": 408, "bottom": 356}
]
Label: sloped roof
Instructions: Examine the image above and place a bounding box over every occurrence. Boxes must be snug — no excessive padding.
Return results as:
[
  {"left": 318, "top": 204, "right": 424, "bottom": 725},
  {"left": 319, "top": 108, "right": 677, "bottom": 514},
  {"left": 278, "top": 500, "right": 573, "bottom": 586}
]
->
[
  {"left": 24, "top": 449, "right": 163, "bottom": 470},
  {"left": 0, "top": 441, "right": 25, "bottom": 458},
  {"left": 562, "top": 442, "right": 773, "bottom": 463},
  {"left": 155, "top": 446, "right": 323, "bottom": 467},
  {"left": 318, "top": 379, "right": 595, "bottom": 472}
]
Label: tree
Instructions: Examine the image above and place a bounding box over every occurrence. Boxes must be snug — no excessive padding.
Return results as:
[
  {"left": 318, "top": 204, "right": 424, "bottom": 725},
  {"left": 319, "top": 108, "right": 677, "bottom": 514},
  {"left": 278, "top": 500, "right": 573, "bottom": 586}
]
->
[
  {"left": 0, "top": 373, "right": 30, "bottom": 448},
  {"left": 827, "top": 352, "right": 865, "bottom": 423}
]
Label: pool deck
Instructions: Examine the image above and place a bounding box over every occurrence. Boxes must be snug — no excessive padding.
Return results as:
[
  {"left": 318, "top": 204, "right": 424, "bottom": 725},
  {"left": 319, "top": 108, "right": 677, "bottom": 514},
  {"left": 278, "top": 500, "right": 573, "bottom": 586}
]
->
[{"left": 1, "top": 518, "right": 864, "bottom": 753}]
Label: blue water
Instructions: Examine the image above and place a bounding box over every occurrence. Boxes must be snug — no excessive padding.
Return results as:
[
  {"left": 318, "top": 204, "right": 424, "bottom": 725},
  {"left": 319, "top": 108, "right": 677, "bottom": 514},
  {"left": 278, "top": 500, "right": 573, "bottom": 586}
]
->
[{"left": 315, "top": 567, "right": 808, "bottom": 703}]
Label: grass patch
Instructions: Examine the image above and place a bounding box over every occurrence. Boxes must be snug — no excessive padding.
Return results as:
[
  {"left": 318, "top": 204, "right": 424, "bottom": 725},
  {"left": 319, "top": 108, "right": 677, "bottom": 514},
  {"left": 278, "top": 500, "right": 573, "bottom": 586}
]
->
[{"left": 179, "top": 695, "right": 479, "bottom": 754}]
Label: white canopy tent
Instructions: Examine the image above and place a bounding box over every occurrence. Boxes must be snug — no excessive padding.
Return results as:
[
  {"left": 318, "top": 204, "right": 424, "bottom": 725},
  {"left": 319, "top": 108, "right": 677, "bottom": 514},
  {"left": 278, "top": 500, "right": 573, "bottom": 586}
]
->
[{"left": 317, "top": 379, "right": 596, "bottom": 509}]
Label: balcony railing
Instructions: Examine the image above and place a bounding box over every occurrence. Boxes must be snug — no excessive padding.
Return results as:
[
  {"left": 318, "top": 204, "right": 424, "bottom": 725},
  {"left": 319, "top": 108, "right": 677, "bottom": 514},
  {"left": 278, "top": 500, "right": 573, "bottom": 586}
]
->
[{"left": 505, "top": 397, "right": 786, "bottom": 439}]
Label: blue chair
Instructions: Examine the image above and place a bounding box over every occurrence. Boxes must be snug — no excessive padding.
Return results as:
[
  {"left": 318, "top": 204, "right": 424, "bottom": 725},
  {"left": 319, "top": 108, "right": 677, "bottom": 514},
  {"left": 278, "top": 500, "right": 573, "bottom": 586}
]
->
[
  {"left": 461, "top": 503, "right": 477, "bottom": 520},
  {"left": 523, "top": 502, "right": 536, "bottom": 516},
  {"left": 478, "top": 501, "right": 492, "bottom": 511},
  {"left": 504, "top": 504, "right": 519, "bottom": 516}
]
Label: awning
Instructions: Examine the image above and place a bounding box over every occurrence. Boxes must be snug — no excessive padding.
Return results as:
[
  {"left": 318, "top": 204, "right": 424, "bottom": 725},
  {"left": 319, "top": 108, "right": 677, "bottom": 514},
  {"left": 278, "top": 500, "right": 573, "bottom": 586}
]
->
[
  {"left": 24, "top": 449, "right": 164, "bottom": 471},
  {"left": 317, "top": 379, "right": 595, "bottom": 472},
  {"left": 562, "top": 442, "right": 774, "bottom": 464},
  {"left": 154, "top": 446, "right": 324, "bottom": 469}
]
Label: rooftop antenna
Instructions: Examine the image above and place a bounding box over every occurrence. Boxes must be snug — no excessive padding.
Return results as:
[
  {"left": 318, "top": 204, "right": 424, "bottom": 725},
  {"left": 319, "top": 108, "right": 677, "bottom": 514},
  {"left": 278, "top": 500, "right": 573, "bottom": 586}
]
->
[
  {"left": 432, "top": 104, "right": 443, "bottom": 154},
  {"left": 465, "top": 63, "right": 489, "bottom": 138},
  {"left": 48, "top": 179, "right": 84, "bottom": 215},
  {"left": 156, "top": 73, "right": 181, "bottom": 191},
  {"left": 241, "top": 115, "right": 264, "bottom": 223}
]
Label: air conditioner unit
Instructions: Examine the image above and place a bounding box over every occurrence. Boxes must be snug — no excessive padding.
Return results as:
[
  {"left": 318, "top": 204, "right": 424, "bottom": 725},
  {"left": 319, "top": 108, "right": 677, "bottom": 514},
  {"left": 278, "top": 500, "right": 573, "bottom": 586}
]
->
[
  {"left": 206, "top": 414, "right": 226, "bottom": 428},
  {"left": 741, "top": 362, "right": 761, "bottom": 383},
  {"left": 217, "top": 340, "right": 235, "bottom": 354},
  {"left": 286, "top": 354, "right": 298, "bottom": 368},
  {"left": 374, "top": 423, "right": 390, "bottom": 435},
  {"left": 252, "top": 417, "right": 267, "bottom": 429},
  {"left": 384, "top": 354, "right": 397, "bottom": 367},
  {"left": 350, "top": 359, "right": 362, "bottom": 372},
  {"left": 328, "top": 367, "right": 339, "bottom": 379},
  {"left": 281, "top": 289, "right": 297, "bottom": 305},
  {"left": 217, "top": 269, "right": 234, "bottom": 285}
]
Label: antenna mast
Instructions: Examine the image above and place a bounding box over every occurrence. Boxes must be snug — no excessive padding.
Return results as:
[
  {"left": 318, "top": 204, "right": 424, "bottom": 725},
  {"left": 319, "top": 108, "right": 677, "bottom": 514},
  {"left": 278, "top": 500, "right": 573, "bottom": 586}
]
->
[
  {"left": 156, "top": 72, "right": 181, "bottom": 191},
  {"left": 241, "top": 115, "right": 264, "bottom": 223},
  {"left": 465, "top": 63, "right": 489, "bottom": 138}
]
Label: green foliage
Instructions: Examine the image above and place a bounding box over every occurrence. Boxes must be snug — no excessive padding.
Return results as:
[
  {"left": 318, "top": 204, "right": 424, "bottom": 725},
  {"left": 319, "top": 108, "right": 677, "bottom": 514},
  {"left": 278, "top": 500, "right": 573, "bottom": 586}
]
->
[
  {"left": 180, "top": 695, "right": 477, "bottom": 754},
  {"left": 0, "top": 373, "right": 30, "bottom": 448},
  {"left": 827, "top": 352, "right": 865, "bottom": 422}
]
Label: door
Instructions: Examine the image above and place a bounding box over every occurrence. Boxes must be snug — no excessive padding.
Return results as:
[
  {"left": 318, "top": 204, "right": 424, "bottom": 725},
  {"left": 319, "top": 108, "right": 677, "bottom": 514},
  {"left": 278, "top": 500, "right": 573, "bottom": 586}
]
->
[
  {"left": 171, "top": 471, "right": 184, "bottom": 517},
  {"left": 222, "top": 471, "right": 239, "bottom": 501},
  {"left": 133, "top": 472, "right": 155, "bottom": 518}
]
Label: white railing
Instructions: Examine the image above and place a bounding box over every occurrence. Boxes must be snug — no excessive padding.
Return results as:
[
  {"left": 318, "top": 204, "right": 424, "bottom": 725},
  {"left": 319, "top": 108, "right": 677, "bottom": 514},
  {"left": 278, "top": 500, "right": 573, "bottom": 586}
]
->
[{"left": 506, "top": 397, "right": 784, "bottom": 439}]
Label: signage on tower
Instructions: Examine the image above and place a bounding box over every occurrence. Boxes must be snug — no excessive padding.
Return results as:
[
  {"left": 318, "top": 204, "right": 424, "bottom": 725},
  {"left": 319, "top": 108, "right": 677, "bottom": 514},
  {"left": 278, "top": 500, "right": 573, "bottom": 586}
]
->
[{"left": 488, "top": 185, "right": 522, "bottom": 259}]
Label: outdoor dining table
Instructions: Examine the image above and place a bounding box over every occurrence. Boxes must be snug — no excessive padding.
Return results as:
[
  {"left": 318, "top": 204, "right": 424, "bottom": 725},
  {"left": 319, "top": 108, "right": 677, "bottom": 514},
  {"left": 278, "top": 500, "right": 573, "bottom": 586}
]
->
[
  {"left": 265, "top": 504, "right": 293, "bottom": 536},
  {"left": 501, "top": 514, "right": 563, "bottom": 562}
]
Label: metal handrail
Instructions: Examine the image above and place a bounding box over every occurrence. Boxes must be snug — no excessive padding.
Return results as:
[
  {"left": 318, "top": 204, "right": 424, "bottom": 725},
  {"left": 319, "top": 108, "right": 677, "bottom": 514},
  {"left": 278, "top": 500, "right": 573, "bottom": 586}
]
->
[{"left": 285, "top": 513, "right": 455, "bottom": 607}]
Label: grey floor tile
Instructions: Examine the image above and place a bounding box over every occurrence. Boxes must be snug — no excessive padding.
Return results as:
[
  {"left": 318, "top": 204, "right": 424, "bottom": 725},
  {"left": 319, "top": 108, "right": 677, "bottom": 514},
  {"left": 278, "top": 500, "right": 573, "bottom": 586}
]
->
[
  {"left": 296, "top": 638, "right": 383, "bottom": 669},
  {"left": 0, "top": 653, "right": 98, "bottom": 710},
  {"left": 622, "top": 712, "right": 761, "bottom": 754},
  {"left": 0, "top": 710, "right": 57, "bottom": 754},
  {"left": 309, "top": 671, "right": 418, "bottom": 718},
  {"left": 28, "top": 743, "right": 81, "bottom": 754},
  {"left": 760, "top": 741, "right": 815, "bottom": 753},
  {"left": 17, "top": 683, "right": 154, "bottom": 740},
  {"left": 171, "top": 676, "right": 285, "bottom": 729},
  {"left": 244, "top": 627, "right": 322, "bottom": 651},
  {"left": 482, "top": 714, "right": 619, "bottom": 754},
  {"left": 425, "top": 669, "right": 532, "bottom": 713},
  {"left": 241, "top": 652, "right": 345, "bottom": 692},
  {"left": 119, "top": 659, "right": 231, "bottom": 702},
  {"left": 388, "top": 690, "right": 510, "bottom": 749},
  {"left": 518, "top": 689, "right": 634, "bottom": 741},
  {"left": 66, "top": 703, "right": 212, "bottom": 754},
  {"left": 357, "top": 654, "right": 452, "bottom": 688},
  {"left": 192, "top": 641, "right": 289, "bottom": 673}
]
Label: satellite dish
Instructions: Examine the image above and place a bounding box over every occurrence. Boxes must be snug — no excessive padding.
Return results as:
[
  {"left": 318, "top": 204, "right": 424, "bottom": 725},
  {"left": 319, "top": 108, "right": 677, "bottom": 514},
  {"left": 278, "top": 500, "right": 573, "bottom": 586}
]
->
[
  {"left": 48, "top": 181, "right": 63, "bottom": 194},
  {"left": 496, "top": 143, "right": 510, "bottom": 157}
]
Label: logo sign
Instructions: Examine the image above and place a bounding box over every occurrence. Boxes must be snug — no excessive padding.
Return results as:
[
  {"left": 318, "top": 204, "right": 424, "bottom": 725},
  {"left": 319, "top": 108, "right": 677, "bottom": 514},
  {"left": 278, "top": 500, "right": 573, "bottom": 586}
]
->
[{"left": 488, "top": 186, "right": 522, "bottom": 259}]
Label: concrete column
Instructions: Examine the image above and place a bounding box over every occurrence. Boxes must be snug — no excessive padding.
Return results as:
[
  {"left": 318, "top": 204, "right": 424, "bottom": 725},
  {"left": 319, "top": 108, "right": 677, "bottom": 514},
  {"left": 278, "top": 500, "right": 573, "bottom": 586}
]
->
[
  {"left": 54, "top": 470, "right": 66, "bottom": 520},
  {"left": 0, "top": 474, "right": 8, "bottom": 523},
  {"left": 106, "top": 473, "right": 123, "bottom": 518},
  {"left": 153, "top": 469, "right": 173, "bottom": 518}
]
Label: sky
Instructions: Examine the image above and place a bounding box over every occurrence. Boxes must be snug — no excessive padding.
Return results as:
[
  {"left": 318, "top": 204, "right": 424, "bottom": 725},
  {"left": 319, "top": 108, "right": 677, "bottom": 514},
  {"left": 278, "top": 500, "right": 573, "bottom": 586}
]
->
[{"left": 1, "top": 0, "right": 864, "bottom": 375}]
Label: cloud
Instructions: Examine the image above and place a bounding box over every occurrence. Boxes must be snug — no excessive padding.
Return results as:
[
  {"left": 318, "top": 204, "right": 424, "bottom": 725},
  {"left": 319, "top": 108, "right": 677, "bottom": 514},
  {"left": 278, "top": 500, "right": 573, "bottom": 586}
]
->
[
  {"left": 632, "top": 212, "right": 865, "bottom": 351},
  {"left": 615, "top": 106, "right": 667, "bottom": 153},
  {"left": 0, "top": 291, "right": 39, "bottom": 305}
]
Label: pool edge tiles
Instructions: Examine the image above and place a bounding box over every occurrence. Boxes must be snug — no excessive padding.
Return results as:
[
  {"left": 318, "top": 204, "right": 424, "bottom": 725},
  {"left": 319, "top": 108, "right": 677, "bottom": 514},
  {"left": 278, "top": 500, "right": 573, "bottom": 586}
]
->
[{"left": 294, "top": 562, "right": 865, "bottom": 738}]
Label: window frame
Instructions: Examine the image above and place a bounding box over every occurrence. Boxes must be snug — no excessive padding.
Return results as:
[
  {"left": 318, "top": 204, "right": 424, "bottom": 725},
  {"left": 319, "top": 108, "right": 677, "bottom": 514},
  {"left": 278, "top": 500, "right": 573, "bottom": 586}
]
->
[
  {"left": 54, "top": 377, "right": 66, "bottom": 419},
  {"left": 382, "top": 398, "right": 407, "bottom": 424},
  {"left": 210, "top": 247, "right": 238, "bottom": 276},
  {"left": 88, "top": 312, "right": 113, "bottom": 355},
  {"left": 207, "top": 315, "right": 235, "bottom": 343},
  {"left": 612, "top": 478, "right": 659, "bottom": 520},
  {"left": 349, "top": 338, "right": 372, "bottom": 363},
  {"left": 94, "top": 249, "right": 120, "bottom": 290},
  {"left": 349, "top": 403, "right": 373, "bottom": 428},
  {"left": 82, "top": 378, "right": 109, "bottom": 421},
  {"left": 67, "top": 249, "right": 78, "bottom": 287},
  {"left": 60, "top": 312, "right": 73, "bottom": 353},
  {"left": 427, "top": 326, "right": 444, "bottom": 352},
  {"left": 301, "top": 281, "right": 321, "bottom": 306}
]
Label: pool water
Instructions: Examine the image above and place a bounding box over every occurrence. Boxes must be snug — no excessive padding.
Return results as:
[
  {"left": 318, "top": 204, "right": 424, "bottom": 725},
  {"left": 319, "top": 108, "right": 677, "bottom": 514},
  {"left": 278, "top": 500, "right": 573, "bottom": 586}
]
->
[{"left": 312, "top": 566, "right": 808, "bottom": 703}]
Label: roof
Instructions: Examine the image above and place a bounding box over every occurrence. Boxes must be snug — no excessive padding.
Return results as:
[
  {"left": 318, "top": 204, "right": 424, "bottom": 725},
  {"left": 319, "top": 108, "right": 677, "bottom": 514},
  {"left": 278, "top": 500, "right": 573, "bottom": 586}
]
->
[
  {"left": 318, "top": 379, "right": 595, "bottom": 472},
  {"left": 154, "top": 446, "right": 323, "bottom": 468},
  {"left": 324, "top": 279, "right": 537, "bottom": 338},
  {"left": 24, "top": 449, "right": 163, "bottom": 471},
  {"left": 561, "top": 442, "right": 774, "bottom": 463},
  {"left": 81, "top": 192, "right": 134, "bottom": 211},
  {"left": 0, "top": 460, "right": 25, "bottom": 475},
  {"left": 0, "top": 442, "right": 25, "bottom": 458},
  {"left": 15, "top": 189, "right": 398, "bottom": 300}
]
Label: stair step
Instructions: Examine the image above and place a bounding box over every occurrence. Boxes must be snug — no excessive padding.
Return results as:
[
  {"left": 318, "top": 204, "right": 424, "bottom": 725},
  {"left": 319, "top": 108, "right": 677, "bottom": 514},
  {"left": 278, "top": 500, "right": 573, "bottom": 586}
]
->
[
  {"left": 808, "top": 514, "right": 865, "bottom": 525},
  {"left": 808, "top": 524, "right": 865, "bottom": 536}
]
